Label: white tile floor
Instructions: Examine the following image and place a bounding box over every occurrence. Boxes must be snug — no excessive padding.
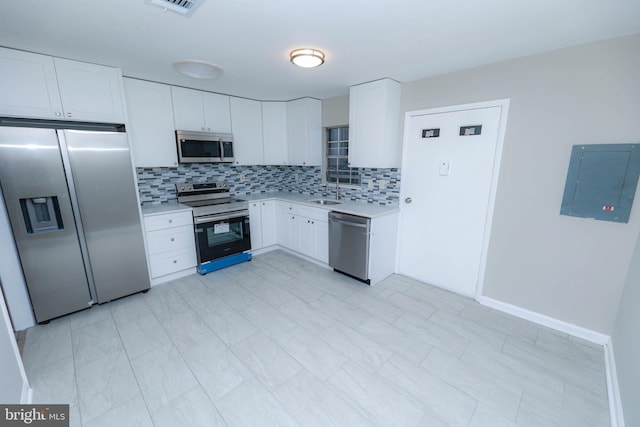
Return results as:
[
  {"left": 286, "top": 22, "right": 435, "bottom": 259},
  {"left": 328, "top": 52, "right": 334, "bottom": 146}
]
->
[{"left": 22, "top": 250, "right": 611, "bottom": 426}]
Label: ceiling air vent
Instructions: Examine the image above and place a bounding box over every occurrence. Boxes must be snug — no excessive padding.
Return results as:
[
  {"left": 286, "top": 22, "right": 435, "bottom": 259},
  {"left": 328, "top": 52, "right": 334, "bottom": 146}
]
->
[{"left": 146, "top": 0, "right": 204, "bottom": 16}]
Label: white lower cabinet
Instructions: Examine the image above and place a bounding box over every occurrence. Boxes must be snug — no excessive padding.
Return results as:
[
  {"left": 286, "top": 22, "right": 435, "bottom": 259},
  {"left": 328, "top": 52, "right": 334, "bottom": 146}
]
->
[
  {"left": 275, "top": 201, "right": 328, "bottom": 263},
  {"left": 143, "top": 210, "right": 196, "bottom": 283},
  {"left": 249, "top": 200, "right": 277, "bottom": 251}
]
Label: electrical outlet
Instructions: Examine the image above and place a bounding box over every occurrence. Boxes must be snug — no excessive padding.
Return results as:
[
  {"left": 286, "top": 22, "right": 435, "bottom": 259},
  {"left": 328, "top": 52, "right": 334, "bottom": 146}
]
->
[
  {"left": 239, "top": 174, "right": 245, "bottom": 183},
  {"left": 368, "top": 180, "right": 375, "bottom": 190},
  {"left": 379, "top": 179, "right": 387, "bottom": 189}
]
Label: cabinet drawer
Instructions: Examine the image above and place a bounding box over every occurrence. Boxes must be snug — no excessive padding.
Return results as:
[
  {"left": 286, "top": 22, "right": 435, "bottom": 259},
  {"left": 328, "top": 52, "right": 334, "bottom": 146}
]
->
[
  {"left": 149, "top": 246, "right": 196, "bottom": 278},
  {"left": 147, "top": 225, "right": 194, "bottom": 255},
  {"left": 144, "top": 210, "right": 192, "bottom": 231}
]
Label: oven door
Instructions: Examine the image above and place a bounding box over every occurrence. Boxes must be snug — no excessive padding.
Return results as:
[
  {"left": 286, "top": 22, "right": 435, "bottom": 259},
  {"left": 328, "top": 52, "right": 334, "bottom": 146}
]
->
[{"left": 194, "top": 210, "right": 251, "bottom": 263}]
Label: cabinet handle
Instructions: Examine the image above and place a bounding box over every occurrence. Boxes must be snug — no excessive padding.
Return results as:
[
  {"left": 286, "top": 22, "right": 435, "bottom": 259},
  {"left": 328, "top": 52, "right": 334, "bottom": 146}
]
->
[
  {"left": 66, "top": 112, "right": 73, "bottom": 117},
  {"left": 312, "top": 221, "right": 314, "bottom": 224},
  {"left": 173, "top": 260, "right": 177, "bottom": 264},
  {"left": 168, "top": 219, "right": 173, "bottom": 223},
  {"left": 170, "top": 238, "right": 175, "bottom": 242}
]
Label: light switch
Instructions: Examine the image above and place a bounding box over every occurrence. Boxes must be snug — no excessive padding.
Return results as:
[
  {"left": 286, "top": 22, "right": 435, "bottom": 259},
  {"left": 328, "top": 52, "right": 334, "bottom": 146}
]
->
[
  {"left": 379, "top": 179, "right": 387, "bottom": 189},
  {"left": 368, "top": 180, "right": 375, "bottom": 190},
  {"left": 439, "top": 160, "right": 450, "bottom": 176}
]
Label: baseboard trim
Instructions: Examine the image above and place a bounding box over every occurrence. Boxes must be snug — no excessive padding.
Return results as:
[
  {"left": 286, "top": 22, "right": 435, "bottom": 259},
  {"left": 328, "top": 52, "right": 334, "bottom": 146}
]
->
[
  {"left": 604, "top": 339, "right": 625, "bottom": 427},
  {"left": 476, "top": 296, "right": 609, "bottom": 345},
  {"left": 477, "top": 296, "right": 624, "bottom": 425}
]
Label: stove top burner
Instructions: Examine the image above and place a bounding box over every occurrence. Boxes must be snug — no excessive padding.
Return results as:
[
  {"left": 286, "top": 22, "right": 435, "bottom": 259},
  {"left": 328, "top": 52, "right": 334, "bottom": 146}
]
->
[{"left": 176, "top": 181, "right": 248, "bottom": 217}]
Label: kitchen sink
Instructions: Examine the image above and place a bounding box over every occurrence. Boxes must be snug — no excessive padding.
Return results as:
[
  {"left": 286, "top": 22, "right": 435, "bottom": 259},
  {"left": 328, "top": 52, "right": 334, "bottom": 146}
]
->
[{"left": 309, "top": 199, "right": 342, "bottom": 205}]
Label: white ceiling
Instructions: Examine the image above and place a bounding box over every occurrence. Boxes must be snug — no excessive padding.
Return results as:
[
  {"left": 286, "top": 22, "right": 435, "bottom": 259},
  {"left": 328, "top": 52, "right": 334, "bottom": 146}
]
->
[{"left": 2, "top": 0, "right": 639, "bottom": 101}]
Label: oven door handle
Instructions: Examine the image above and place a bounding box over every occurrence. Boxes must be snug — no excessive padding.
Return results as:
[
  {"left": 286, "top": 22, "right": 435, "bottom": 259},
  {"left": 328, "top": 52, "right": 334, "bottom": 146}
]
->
[{"left": 194, "top": 209, "right": 250, "bottom": 224}]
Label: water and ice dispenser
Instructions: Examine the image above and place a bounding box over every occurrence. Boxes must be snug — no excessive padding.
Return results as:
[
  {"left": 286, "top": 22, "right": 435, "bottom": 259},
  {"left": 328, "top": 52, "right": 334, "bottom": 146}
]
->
[{"left": 19, "top": 196, "right": 63, "bottom": 234}]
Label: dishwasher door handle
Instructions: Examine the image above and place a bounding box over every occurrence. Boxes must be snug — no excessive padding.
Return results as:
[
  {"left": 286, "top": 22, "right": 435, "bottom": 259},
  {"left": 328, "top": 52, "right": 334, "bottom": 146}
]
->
[{"left": 330, "top": 219, "right": 368, "bottom": 228}]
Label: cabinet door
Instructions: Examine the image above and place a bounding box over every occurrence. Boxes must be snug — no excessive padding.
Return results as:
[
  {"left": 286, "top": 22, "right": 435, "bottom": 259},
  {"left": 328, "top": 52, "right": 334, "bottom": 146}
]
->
[
  {"left": 171, "top": 86, "right": 205, "bottom": 131},
  {"left": 54, "top": 58, "right": 126, "bottom": 123},
  {"left": 262, "top": 102, "right": 288, "bottom": 165},
  {"left": 0, "top": 47, "right": 63, "bottom": 119},
  {"left": 123, "top": 78, "right": 178, "bottom": 167},
  {"left": 276, "top": 203, "right": 293, "bottom": 249},
  {"left": 203, "top": 92, "right": 232, "bottom": 133},
  {"left": 260, "top": 200, "right": 278, "bottom": 247},
  {"left": 313, "top": 220, "right": 329, "bottom": 263},
  {"left": 348, "top": 78, "right": 401, "bottom": 168},
  {"left": 230, "top": 97, "right": 264, "bottom": 165},
  {"left": 249, "top": 201, "right": 263, "bottom": 250},
  {"left": 287, "top": 98, "right": 322, "bottom": 166},
  {"left": 298, "top": 217, "right": 315, "bottom": 257}
]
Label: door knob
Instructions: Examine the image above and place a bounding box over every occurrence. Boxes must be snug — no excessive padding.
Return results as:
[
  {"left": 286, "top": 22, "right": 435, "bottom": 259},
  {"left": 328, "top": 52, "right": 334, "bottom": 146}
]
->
[{"left": 404, "top": 197, "right": 412, "bottom": 204}]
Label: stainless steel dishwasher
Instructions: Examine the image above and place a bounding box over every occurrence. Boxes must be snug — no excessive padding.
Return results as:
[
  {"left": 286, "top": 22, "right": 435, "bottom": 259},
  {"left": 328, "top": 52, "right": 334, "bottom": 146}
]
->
[{"left": 328, "top": 211, "right": 371, "bottom": 284}]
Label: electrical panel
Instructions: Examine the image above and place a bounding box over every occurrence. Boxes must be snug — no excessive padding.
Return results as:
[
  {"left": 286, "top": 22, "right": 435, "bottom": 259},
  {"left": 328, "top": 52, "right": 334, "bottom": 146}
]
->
[{"left": 560, "top": 144, "right": 640, "bottom": 223}]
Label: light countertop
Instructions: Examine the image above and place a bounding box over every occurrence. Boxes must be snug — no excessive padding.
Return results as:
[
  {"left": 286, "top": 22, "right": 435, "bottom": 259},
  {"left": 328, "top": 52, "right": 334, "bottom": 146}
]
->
[
  {"left": 241, "top": 192, "right": 399, "bottom": 219},
  {"left": 141, "top": 201, "right": 192, "bottom": 217}
]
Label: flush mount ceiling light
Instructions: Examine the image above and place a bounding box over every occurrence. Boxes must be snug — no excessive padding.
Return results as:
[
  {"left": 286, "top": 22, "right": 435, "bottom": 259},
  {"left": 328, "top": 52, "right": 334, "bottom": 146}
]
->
[
  {"left": 173, "top": 60, "right": 224, "bottom": 79},
  {"left": 290, "top": 48, "right": 325, "bottom": 68}
]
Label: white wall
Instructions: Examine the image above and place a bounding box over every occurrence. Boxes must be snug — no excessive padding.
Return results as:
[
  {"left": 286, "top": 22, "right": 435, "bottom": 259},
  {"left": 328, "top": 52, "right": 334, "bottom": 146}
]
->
[
  {"left": 0, "top": 187, "right": 35, "bottom": 331},
  {"left": 0, "top": 279, "right": 31, "bottom": 403},
  {"left": 401, "top": 34, "right": 640, "bottom": 334},
  {"left": 322, "top": 94, "right": 349, "bottom": 127},
  {"left": 612, "top": 232, "right": 640, "bottom": 426}
]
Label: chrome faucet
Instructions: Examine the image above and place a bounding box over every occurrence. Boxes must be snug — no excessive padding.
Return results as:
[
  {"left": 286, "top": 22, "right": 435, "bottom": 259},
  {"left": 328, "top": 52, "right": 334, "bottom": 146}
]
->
[{"left": 335, "top": 166, "right": 341, "bottom": 200}]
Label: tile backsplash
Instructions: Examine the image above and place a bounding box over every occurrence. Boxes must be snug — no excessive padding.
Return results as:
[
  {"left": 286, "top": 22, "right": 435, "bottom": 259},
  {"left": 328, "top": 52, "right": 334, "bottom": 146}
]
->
[{"left": 136, "top": 164, "right": 400, "bottom": 206}]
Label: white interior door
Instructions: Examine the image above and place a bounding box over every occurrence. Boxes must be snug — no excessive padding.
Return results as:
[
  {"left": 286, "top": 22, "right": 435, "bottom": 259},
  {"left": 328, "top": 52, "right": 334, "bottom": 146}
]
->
[{"left": 398, "top": 102, "right": 507, "bottom": 297}]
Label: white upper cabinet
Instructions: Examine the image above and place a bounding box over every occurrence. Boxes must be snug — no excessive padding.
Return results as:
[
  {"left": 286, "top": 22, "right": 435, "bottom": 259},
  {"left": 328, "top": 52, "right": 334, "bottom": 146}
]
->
[
  {"left": 262, "top": 102, "right": 288, "bottom": 165},
  {"left": 230, "top": 97, "right": 264, "bottom": 165},
  {"left": 286, "top": 97, "right": 322, "bottom": 166},
  {"left": 348, "top": 78, "right": 401, "bottom": 168},
  {"left": 53, "top": 58, "right": 126, "bottom": 123},
  {"left": 123, "top": 78, "right": 177, "bottom": 167},
  {"left": 0, "top": 47, "right": 125, "bottom": 123},
  {"left": 171, "top": 87, "right": 205, "bottom": 131},
  {"left": 171, "top": 86, "right": 231, "bottom": 133},
  {"left": 203, "top": 92, "right": 232, "bottom": 133},
  {"left": 0, "top": 48, "right": 62, "bottom": 119}
]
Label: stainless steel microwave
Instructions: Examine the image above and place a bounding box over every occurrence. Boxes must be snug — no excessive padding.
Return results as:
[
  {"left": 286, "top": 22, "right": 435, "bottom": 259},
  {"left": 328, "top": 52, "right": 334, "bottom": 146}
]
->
[{"left": 176, "top": 130, "right": 234, "bottom": 163}]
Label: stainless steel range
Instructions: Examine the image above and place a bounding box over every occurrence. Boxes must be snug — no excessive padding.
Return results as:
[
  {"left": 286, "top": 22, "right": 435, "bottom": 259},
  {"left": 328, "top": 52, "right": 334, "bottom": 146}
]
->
[{"left": 176, "top": 181, "right": 251, "bottom": 274}]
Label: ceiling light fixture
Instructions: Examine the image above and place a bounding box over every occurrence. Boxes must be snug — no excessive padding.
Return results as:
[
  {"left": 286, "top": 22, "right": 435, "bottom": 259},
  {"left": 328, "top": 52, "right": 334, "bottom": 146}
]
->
[
  {"left": 290, "top": 48, "right": 325, "bottom": 68},
  {"left": 173, "top": 60, "right": 224, "bottom": 79}
]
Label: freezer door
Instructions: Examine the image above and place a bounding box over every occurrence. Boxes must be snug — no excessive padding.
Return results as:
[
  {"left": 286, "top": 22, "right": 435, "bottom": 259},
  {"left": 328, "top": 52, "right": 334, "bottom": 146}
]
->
[
  {"left": 62, "top": 130, "right": 150, "bottom": 302},
  {"left": 0, "top": 127, "right": 91, "bottom": 322}
]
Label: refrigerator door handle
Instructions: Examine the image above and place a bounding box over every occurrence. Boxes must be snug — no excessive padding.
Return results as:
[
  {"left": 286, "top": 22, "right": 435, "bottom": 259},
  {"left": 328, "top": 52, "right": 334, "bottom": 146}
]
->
[{"left": 57, "top": 130, "right": 99, "bottom": 302}]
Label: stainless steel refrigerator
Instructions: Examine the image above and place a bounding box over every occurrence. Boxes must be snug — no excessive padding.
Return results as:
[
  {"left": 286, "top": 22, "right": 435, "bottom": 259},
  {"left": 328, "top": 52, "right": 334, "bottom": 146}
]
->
[{"left": 0, "top": 121, "right": 149, "bottom": 323}]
